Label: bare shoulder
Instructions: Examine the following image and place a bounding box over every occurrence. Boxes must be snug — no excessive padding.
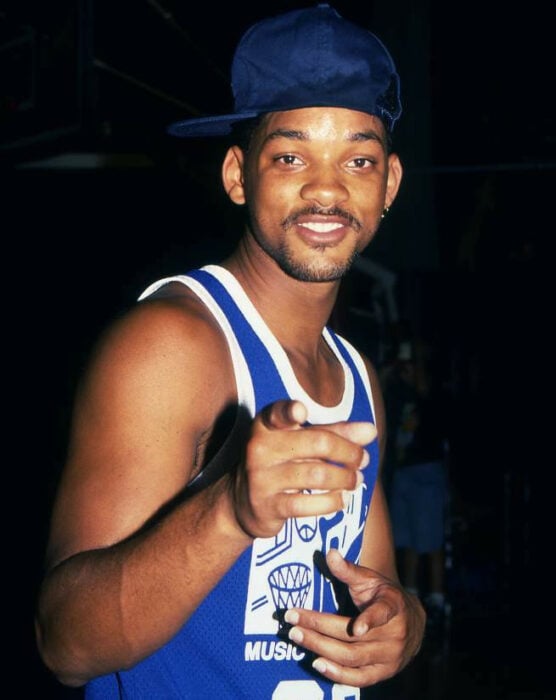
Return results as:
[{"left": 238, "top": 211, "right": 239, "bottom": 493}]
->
[
  {"left": 47, "top": 282, "right": 235, "bottom": 567},
  {"left": 70, "top": 284, "right": 233, "bottom": 440},
  {"left": 87, "top": 281, "right": 232, "bottom": 401}
]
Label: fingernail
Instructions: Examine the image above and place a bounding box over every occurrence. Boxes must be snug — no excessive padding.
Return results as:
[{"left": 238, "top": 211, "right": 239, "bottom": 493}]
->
[
  {"left": 312, "top": 659, "right": 327, "bottom": 674},
  {"left": 356, "top": 470, "right": 364, "bottom": 487},
  {"left": 284, "top": 610, "right": 299, "bottom": 625},
  {"left": 359, "top": 450, "right": 370, "bottom": 469},
  {"left": 288, "top": 627, "right": 303, "bottom": 644}
]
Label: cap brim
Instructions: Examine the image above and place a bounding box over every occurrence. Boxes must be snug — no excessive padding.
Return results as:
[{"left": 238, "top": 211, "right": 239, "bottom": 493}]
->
[{"left": 167, "top": 111, "right": 260, "bottom": 138}]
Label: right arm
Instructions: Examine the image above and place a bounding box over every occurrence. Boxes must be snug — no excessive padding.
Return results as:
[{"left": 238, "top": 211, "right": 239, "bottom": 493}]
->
[
  {"left": 35, "top": 293, "right": 373, "bottom": 687},
  {"left": 35, "top": 295, "right": 253, "bottom": 686}
]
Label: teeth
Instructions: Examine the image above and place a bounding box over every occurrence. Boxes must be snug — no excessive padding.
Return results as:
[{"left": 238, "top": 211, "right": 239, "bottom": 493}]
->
[{"left": 299, "top": 222, "right": 343, "bottom": 233}]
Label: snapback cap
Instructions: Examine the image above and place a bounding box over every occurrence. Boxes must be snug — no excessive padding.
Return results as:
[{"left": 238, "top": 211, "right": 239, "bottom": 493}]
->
[{"left": 168, "top": 4, "right": 402, "bottom": 138}]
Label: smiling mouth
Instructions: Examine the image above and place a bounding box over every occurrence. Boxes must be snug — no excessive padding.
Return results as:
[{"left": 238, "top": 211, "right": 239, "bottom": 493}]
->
[
  {"left": 297, "top": 221, "right": 344, "bottom": 233},
  {"left": 282, "top": 206, "right": 362, "bottom": 234}
]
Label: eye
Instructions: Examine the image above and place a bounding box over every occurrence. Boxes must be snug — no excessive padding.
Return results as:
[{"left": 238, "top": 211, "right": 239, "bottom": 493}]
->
[
  {"left": 274, "top": 154, "right": 304, "bottom": 166},
  {"left": 347, "top": 157, "right": 377, "bottom": 169}
]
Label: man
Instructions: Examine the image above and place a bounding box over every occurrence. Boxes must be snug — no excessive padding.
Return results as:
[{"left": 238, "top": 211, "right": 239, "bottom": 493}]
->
[{"left": 35, "top": 5, "right": 425, "bottom": 698}]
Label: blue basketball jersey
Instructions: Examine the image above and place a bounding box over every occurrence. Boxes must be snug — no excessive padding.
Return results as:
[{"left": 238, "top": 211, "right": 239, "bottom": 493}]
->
[{"left": 86, "top": 265, "right": 379, "bottom": 700}]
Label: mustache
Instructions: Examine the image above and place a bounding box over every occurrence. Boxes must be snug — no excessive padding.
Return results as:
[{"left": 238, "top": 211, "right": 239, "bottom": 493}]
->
[{"left": 281, "top": 206, "right": 362, "bottom": 232}]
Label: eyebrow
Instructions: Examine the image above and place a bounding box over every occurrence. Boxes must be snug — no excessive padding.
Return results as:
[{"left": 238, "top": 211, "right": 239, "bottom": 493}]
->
[
  {"left": 265, "top": 128, "right": 307, "bottom": 143},
  {"left": 263, "top": 128, "right": 385, "bottom": 149}
]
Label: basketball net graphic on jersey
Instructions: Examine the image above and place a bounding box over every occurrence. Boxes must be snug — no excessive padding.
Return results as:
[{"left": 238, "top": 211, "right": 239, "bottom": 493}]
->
[{"left": 244, "top": 483, "right": 368, "bottom": 634}]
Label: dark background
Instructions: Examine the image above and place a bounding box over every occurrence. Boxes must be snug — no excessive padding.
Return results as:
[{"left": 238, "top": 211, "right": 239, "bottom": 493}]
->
[{"left": 2, "top": 1, "right": 553, "bottom": 696}]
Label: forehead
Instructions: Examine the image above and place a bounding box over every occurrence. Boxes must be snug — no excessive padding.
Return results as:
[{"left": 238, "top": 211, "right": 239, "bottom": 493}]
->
[{"left": 258, "top": 107, "right": 387, "bottom": 146}]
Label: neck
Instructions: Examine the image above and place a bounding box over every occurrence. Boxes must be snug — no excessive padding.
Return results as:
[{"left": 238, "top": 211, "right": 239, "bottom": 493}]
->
[{"left": 221, "top": 242, "right": 341, "bottom": 355}]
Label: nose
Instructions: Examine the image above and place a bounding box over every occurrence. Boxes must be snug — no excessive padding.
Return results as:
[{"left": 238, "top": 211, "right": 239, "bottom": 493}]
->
[{"left": 300, "top": 167, "right": 349, "bottom": 208}]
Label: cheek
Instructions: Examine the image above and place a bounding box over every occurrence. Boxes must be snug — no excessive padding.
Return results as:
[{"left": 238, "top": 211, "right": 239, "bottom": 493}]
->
[
  {"left": 355, "top": 188, "right": 387, "bottom": 224},
  {"left": 263, "top": 176, "right": 297, "bottom": 202},
  {"left": 247, "top": 195, "right": 283, "bottom": 236},
  {"left": 251, "top": 178, "right": 297, "bottom": 218}
]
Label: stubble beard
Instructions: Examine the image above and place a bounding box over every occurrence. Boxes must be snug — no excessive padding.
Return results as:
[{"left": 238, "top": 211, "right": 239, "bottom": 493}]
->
[
  {"left": 248, "top": 210, "right": 364, "bottom": 283},
  {"left": 271, "top": 239, "right": 359, "bottom": 282}
]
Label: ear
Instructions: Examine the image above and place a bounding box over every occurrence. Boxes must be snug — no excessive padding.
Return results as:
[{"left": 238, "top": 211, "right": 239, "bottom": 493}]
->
[
  {"left": 385, "top": 153, "right": 403, "bottom": 209},
  {"left": 222, "top": 146, "right": 246, "bottom": 205}
]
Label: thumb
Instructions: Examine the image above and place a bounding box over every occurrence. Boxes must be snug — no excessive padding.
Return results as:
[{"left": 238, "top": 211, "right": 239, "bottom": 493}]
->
[
  {"left": 260, "top": 399, "right": 308, "bottom": 431},
  {"left": 325, "top": 548, "right": 359, "bottom": 582},
  {"left": 325, "top": 549, "right": 382, "bottom": 594},
  {"left": 326, "top": 549, "right": 397, "bottom": 633}
]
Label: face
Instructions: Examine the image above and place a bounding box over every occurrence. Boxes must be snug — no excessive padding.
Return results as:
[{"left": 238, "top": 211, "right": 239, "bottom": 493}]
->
[{"left": 223, "top": 107, "right": 402, "bottom": 283}]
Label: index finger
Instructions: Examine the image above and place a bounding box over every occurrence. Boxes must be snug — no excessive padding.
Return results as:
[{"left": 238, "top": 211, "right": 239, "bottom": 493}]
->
[{"left": 320, "top": 421, "right": 377, "bottom": 447}]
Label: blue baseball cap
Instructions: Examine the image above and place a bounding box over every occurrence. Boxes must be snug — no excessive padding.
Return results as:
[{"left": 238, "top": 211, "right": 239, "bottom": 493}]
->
[{"left": 168, "top": 4, "right": 402, "bottom": 138}]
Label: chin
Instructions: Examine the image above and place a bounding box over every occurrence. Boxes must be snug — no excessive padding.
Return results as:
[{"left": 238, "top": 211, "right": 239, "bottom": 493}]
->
[{"left": 278, "top": 254, "right": 355, "bottom": 283}]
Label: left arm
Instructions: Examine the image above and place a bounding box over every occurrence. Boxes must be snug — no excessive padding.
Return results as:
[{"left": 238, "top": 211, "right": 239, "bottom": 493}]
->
[{"left": 283, "top": 356, "right": 426, "bottom": 688}]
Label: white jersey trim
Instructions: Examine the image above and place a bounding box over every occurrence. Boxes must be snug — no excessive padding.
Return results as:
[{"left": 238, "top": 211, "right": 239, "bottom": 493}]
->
[{"left": 203, "top": 265, "right": 355, "bottom": 424}]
